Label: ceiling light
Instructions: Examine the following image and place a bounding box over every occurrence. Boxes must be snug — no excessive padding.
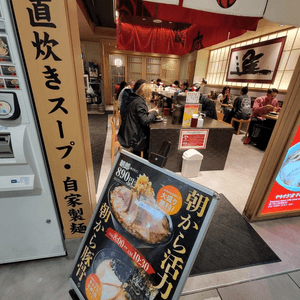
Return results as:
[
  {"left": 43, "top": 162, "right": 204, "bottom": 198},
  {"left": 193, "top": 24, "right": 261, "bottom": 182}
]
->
[
  {"left": 169, "top": 21, "right": 172, "bottom": 24},
  {"left": 279, "top": 24, "right": 285, "bottom": 27},
  {"left": 142, "top": 18, "right": 146, "bottom": 21},
  {"left": 153, "top": 19, "right": 162, "bottom": 23}
]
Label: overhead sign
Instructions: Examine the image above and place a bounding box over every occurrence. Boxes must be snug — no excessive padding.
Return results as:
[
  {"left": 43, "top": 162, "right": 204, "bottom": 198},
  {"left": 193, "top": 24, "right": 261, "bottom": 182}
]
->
[
  {"left": 262, "top": 124, "right": 300, "bottom": 214},
  {"left": 144, "top": 0, "right": 267, "bottom": 17},
  {"left": 69, "top": 151, "right": 218, "bottom": 300}
]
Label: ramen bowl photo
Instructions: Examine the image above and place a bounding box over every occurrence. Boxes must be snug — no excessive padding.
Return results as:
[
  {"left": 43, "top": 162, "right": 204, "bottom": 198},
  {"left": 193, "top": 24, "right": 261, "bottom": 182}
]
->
[
  {"left": 276, "top": 142, "right": 300, "bottom": 192},
  {"left": 108, "top": 176, "right": 173, "bottom": 248}
]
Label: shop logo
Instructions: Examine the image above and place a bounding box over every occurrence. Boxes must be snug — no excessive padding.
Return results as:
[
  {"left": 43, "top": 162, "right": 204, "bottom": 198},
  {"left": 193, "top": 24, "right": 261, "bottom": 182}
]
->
[{"left": 217, "top": 0, "right": 237, "bottom": 9}]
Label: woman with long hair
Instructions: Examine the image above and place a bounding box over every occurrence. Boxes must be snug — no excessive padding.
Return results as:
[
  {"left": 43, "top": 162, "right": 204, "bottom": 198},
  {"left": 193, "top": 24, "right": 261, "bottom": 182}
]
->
[
  {"left": 118, "top": 82, "right": 158, "bottom": 158},
  {"left": 116, "top": 81, "right": 127, "bottom": 101},
  {"left": 216, "top": 86, "right": 231, "bottom": 112}
]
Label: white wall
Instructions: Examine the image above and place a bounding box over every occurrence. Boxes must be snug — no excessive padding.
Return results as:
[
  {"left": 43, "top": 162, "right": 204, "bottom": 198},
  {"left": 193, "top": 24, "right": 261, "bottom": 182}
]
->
[
  {"left": 81, "top": 41, "right": 102, "bottom": 71},
  {"left": 194, "top": 49, "right": 210, "bottom": 84}
]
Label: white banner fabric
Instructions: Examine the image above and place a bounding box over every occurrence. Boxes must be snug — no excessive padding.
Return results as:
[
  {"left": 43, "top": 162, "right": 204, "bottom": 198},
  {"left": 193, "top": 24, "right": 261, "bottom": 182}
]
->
[
  {"left": 264, "top": 0, "right": 300, "bottom": 27},
  {"left": 143, "top": 0, "right": 180, "bottom": 5},
  {"left": 182, "top": 0, "right": 267, "bottom": 17}
]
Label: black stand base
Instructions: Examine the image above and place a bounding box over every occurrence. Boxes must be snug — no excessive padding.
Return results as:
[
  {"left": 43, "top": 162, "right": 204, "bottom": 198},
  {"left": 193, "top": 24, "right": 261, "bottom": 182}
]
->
[{"left": 69, "top": 289, "right": 80, "bottom": 300}]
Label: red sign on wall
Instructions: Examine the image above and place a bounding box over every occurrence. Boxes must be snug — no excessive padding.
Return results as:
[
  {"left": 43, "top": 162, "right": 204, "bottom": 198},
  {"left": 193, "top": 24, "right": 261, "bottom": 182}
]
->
[
  {"left": 262, "top": 124, "right": 300, "bottom": 214},
  {"left": 178, "top": 129, "right": 209, "bottom": 150}
]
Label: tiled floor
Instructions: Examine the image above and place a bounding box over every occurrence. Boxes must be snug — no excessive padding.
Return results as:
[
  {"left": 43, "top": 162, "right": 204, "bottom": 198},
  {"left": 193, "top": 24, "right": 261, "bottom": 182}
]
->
[
  {"left": 100, "top": 116, "right": 300, "bottom": 299},
  {"left": 1, "top": 115, "right": 300, "bottom": 300}
]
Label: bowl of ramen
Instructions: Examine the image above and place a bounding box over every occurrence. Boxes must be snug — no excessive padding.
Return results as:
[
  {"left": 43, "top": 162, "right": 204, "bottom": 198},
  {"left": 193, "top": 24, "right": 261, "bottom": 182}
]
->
[
  {"left": 89, "top": 248, "right": 158, "bottom": 300},
  {"left": 276, "top": 142, "right": 300, "bottom": 191},
  {"left": 109, "top": 174, "right": 173, "bottom": 248}
]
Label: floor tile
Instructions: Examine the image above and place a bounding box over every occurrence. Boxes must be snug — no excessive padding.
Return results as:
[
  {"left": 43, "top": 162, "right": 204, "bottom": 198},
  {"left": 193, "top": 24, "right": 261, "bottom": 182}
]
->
[
  {"left": 218, "top": 274, "right": 300, "bottom": 300},
  {"left": 180, "top": 289, "right": 221, "bottom": 300},
  {"left": 289, "top": 270, "right": 300, "bottom": 288},
  {"left": 0, "top": 256, "right": 74, "bottom": 300}
]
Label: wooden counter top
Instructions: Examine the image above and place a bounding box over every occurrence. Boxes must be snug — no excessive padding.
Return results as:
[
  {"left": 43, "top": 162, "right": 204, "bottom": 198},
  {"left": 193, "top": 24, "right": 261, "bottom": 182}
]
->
[{"left": 150, "top": 115, "right": 232, "bottom": 130}]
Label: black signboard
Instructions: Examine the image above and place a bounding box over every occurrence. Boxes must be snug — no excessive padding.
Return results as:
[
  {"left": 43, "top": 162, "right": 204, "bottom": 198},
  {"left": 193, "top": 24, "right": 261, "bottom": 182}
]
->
[{"left": 69, "top": 150, "right": 219, "bottom": 300}]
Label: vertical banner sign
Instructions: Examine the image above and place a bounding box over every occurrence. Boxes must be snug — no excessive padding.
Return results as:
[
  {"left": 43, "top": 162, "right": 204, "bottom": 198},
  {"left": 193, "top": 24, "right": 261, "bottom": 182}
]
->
[
  {"left": 11, "top": 0, "right": 93, "bottom": 238},
  {"left": 69, "top": 151, "right": 219, "bottom": 300},
  {"left": 262, "top": 124, "right": 300, "bottom": 214}
]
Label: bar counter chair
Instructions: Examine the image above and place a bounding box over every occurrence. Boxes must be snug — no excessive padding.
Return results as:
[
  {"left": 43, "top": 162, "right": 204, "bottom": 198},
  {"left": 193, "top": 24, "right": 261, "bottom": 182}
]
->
[
  {"left": 110, "top": 116, "right": 121, "bottom": 166},
  {"left": 231, "top": 117, "right": 251, "bottom": 136}
]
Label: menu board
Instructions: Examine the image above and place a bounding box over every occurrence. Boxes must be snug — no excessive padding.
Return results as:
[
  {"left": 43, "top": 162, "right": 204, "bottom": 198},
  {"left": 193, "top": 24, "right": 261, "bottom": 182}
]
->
[
  {"left": 262, "top": 124, "right": 300, "bottom": 214},
  {"left": 182, "top": 104, "right": 199, "bottom": 127},
  {"left": 186, "top": 92, "right": 200, "bottom": 104},
  {"left": 69, "top": 150, "right": 218, "bottom": 300}
]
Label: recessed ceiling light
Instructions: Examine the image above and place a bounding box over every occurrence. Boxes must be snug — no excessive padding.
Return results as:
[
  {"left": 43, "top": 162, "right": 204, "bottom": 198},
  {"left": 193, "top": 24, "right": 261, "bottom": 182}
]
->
[
  {"left": 169, "top": 21, "right": 172, "bottom": 24},
  {"left": 142, "top": 18, "right": 146, "bottom": 21},
  {"left": 153, "top": 19, "right": 162, "bottom": 24},
  {"left": 279, "top": 24, "right": 285, "bottom": 27}
]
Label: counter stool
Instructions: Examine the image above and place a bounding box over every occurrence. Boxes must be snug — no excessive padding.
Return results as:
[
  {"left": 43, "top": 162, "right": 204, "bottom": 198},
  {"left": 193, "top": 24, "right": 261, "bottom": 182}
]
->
[
  {"left": 110, "top": 116, "right": 121, "bottom": 166},
  {"left": 231, "top": 117, "right": 251, "bottom": 136}
]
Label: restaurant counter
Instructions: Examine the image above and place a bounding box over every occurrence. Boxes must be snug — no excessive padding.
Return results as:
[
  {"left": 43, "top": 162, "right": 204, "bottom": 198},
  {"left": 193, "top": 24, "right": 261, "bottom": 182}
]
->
[{"left": 149, "top": 115, "right": 234, "bottom": 172}]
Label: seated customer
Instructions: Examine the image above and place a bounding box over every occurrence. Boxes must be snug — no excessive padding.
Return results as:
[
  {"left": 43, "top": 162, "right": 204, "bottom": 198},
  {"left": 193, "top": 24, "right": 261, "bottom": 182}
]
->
[
  {"left": 180, "top": 81, "right": 189, "bottom": 92},
  {"left": 231, "top": 86, "right": 251, "bottom": 130},
  {"left": 217, "top": 86, "right": 232, "bottom": 122},
  {"left": 118, "top": 83, "right": 159, "bottom": 159},
  {"left": 244, "top": 88, "right": 281, "bottom": 145},
  {"left": 156, "top": 78, "right": 163, "bottom": 87},
  {"left": 120, "top": 79, "right": 145, "bottom": 120},
  {"left": 200, "top": 96, "right": 217, "bottom": 120}
]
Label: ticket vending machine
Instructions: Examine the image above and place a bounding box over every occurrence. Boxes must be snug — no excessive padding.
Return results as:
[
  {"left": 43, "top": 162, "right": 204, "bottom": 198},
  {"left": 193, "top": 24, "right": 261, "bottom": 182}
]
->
[{"left": 0, "top": 1, "right": 65, "bottom": 263}]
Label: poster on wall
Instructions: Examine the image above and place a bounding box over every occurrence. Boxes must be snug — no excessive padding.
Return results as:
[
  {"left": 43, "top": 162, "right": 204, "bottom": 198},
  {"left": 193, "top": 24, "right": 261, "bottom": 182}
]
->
[
  {"left": 69, "top": 150, "right": 218, "bottom": 300},
  {"left": 226, "top": 37, "right": 286, "bottom": 84},
  {"left": 262, "top": 124, "right": 300, "bottom": 214}
]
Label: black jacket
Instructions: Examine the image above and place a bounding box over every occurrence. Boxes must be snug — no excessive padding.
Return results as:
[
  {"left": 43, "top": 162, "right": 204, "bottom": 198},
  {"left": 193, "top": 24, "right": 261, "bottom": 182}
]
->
[
  {"left": 200, "top": 97, "right": 217, "bottom": 120},
  {"left": 232, "top": 94, "right": 251, "bottom": 120},
  {"left": 118, "top": 93, "right": 158, "bottom": 151}
]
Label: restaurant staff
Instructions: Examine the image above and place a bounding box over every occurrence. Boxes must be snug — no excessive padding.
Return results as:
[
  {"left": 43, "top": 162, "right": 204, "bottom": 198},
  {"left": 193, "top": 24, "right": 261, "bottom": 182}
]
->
[{"left": 244, "top": 88, "right": 280, "bottom": 145}]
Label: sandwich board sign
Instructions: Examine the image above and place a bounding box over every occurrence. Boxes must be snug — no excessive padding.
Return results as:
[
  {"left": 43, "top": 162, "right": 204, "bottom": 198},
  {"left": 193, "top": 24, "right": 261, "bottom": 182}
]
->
[{"left": 69, "top": 150, "right": 219, "bottom": 300}]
